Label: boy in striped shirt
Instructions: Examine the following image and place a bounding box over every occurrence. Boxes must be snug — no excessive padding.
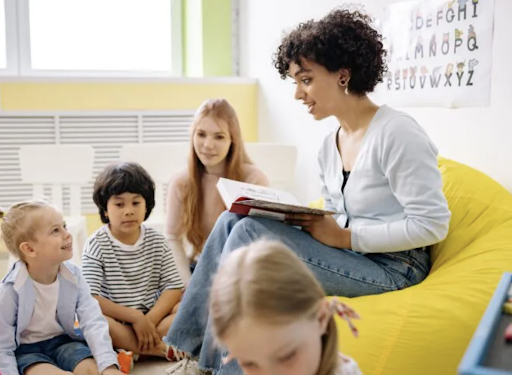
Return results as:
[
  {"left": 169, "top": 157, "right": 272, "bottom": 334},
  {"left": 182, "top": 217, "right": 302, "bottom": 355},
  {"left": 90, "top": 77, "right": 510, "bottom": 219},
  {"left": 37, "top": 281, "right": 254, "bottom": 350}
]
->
[{"left": 82, "top": 162, "right": 183, "bottom": 362}]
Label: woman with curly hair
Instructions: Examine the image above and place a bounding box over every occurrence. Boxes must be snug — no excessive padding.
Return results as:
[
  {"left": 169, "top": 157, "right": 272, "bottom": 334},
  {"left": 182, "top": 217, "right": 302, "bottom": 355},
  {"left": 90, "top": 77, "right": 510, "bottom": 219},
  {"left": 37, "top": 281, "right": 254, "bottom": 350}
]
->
[{"left": 163, "top": 8, "right": 451, "bottom": 375}]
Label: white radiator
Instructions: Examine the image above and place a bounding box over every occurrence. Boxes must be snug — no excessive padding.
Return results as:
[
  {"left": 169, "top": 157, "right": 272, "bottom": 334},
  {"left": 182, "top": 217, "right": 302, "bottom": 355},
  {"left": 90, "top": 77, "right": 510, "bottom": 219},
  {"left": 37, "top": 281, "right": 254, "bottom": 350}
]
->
[{"left": 0, "top": 111, "right": 195, "bottom": 213}]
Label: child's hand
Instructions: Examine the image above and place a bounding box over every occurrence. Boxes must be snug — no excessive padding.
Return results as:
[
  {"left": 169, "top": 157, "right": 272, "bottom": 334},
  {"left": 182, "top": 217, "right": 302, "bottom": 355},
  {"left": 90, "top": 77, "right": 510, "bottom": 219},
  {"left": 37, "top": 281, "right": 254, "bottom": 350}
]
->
[{"left": 132, "top": 313, "right": 161, "bottom": 352}]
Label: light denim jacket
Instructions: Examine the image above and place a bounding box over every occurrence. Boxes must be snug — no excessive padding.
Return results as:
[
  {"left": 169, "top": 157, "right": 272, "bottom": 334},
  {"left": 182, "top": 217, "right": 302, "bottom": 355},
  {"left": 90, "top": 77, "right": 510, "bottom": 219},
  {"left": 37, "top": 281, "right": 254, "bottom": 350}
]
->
[{"left": 0, "top": 261, "right": 119, "bottom": 375}]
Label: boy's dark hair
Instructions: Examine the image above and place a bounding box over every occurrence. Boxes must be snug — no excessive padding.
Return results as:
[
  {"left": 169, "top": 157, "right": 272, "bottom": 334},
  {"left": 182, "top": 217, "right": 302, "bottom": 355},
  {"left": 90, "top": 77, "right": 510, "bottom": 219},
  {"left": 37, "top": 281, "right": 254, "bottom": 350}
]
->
[
  {"left": 93, "top": 161, "right": 155, "bottom": 224},
  {"left": 273, "top": 7, "right": 387, "bottom": 96}
]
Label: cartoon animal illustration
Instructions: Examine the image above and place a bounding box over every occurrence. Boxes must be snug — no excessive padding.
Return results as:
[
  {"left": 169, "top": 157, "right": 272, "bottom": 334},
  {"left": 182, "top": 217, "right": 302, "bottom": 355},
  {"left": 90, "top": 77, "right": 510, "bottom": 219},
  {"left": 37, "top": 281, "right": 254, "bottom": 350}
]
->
[
  {"left": 420, "top": 66, "right": 429, "bottom": 76},
  {"left": 448, "top": 0, "right": 456, "bottom": 9},
  {"left": 433, "top": 66, "right": 442, "bottom": 76},
  {"left": 445, "top": 63, "right": 454, "bottom": 76},
  {"left": 395, "top": 68, "right": 401, "bottom": 79},
  {"left": 455, "top": 28, "right": 464, "bottom": 40},
  {"left": 402, "top": 68, "right": 409, "bottom": 79},
  {"left": 468, "top": 25, "right": 477, "bottom": 39},
  {"left": 410, "top": 66, "right": 418, "bottom": 78},
  {"left": 456, "top": 60, "right": 466, "bottom": 73},
  {"left": 443, "top": 33, "right": 450, "bottom": 43},
  {"left": 458, "top": 0, "right": 470, "bottom": 7},
  {"left": 468, "top": 58, "right": 479, "bottom": 72},
  {"left": 472, "top": 0, "right": 479, "bottom": 4}
]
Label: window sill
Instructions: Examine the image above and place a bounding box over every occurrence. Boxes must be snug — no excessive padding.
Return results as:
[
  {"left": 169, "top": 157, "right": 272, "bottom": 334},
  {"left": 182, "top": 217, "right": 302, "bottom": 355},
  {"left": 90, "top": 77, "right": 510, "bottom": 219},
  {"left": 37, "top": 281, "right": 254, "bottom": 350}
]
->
[{"left": 0, "top": 76, "right": 258, "bottom": 84}]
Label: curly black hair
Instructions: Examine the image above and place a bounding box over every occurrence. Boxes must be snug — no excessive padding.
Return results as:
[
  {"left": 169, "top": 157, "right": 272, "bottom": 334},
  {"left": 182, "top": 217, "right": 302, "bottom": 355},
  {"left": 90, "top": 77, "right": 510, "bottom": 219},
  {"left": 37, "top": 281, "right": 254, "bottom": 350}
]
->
[
  {"left": 273, "top": 7, "right": 387, "bottom": 95},
  {"left": 93, "top": 161, "right": 155, "bottom": 224}
]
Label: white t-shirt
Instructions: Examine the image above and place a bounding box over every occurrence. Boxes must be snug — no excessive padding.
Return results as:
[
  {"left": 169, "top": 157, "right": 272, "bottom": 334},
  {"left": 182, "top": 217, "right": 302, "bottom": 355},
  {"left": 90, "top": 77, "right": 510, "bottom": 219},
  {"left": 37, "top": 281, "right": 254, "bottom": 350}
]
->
[
  {"left": 20, "top": 277, "right": 65, "bottom": 344},
  {"left": 336, "top": 354, "right": 363, "bottom": 375}
]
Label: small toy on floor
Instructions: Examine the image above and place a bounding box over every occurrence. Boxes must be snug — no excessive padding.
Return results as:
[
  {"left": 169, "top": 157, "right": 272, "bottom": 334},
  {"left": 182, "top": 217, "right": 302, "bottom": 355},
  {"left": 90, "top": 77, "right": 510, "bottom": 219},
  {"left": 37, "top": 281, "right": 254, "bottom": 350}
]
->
[
  {"left": 76, "top": 320, "right": 135, "bottom": 372},
  {"left": 505, "top": 322, "right": 512, "bottom": 343},
  {"left": 505, "top": 285, "right": 512, "bottom": 315},
  {"left": 165, "top": 345, "right": 187, "bottom": 362},
  {"left": 117, "top": 349, "right": 134, "bottom": 374},
  {"left": 504, "top": 286, "right": 512, "bottom": 343},
  {"left": 504, "top": 302, "right": 512, "bottom": 315}
]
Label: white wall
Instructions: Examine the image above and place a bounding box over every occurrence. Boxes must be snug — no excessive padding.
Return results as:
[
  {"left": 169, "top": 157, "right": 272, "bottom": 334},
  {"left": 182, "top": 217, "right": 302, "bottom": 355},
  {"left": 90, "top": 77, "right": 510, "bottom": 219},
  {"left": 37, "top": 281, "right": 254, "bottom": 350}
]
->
[{"left": 239, "top": 0, "right": 512, "bottom": 203}]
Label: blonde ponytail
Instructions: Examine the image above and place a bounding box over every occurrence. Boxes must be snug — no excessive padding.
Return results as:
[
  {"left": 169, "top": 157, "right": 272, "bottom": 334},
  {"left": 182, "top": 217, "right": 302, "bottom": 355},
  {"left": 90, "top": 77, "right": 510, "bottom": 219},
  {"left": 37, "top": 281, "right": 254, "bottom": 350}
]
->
[{"left": 0, "top": 200, "right": 53, "bottom": 261}]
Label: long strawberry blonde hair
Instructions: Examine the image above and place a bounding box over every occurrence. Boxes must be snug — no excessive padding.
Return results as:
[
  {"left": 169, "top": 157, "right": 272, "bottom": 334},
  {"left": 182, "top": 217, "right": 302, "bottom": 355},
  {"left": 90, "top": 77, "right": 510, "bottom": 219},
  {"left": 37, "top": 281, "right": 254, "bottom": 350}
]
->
[
  {"left": 181, "top": 98, "right": 252, "bottom": 258},
  {"left": 210, "top": 240, "right": 340, "bottom": 375}
]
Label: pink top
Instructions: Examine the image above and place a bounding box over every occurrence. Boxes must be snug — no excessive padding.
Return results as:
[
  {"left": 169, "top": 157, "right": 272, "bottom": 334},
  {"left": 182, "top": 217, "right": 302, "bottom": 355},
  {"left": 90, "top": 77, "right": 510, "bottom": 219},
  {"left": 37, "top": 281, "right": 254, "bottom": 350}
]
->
[{"left": 165, "top": 163, "right": 269, "bottom": 248}]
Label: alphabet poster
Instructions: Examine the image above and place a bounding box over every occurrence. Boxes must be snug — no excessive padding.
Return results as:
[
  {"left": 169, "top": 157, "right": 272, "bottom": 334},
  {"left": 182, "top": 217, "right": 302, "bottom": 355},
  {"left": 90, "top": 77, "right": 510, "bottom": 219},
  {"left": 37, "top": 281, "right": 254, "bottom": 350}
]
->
[{"left": 380, "top": 0, "right": 494, "bottom": 107}]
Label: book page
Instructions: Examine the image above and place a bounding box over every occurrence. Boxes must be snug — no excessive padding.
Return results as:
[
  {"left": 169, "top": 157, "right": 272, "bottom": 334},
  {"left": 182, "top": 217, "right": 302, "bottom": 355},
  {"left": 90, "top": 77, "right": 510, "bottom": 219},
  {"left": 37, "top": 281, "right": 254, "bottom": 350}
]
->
[
  {"left": 240, "top": 186, "right": 281, "bottom": 203},
  {"left": 218, "top": 177, "right": 301, "bottom": 206},
  {"left": 248, "top": 208, "right": 286, "bottom": 221}
]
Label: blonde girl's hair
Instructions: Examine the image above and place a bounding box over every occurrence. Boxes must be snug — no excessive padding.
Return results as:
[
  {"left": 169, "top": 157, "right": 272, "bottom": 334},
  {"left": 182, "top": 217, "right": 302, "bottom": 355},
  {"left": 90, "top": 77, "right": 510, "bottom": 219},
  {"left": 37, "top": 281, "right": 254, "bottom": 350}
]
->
[
  {"left": 0, "top": 200, "right": 54, "bottom": 261},
  {"left": 210, "top": 240, "right": 339, "bottom": 375}
]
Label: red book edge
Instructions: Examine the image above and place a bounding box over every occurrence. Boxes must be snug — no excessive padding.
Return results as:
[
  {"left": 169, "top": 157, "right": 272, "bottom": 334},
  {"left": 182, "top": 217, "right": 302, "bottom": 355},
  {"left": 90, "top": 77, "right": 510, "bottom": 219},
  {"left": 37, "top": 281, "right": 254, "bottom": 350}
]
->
[{"left": 229, "top": 198, "right": 288, "bottom": 217}]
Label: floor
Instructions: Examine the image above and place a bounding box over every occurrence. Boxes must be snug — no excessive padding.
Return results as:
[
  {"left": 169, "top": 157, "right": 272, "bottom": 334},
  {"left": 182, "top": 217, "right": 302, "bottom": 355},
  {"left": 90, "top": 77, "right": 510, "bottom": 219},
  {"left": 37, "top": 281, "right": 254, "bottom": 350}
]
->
[{"left": 131, "top": 358, "right": 171, "bottom": 374}]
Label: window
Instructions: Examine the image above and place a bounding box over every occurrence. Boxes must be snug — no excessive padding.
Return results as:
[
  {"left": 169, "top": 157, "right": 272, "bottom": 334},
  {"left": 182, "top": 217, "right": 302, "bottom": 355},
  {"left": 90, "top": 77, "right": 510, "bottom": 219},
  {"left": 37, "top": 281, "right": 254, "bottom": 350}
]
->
[
  {"left": 1, "top": 0, "right": 182, "bottom": 77},
  {"left": 0, "top": 2, "right": 7, "bottom": 69},
  {"left": 0, "top": 0, "right": 19, "bottom": 76}
]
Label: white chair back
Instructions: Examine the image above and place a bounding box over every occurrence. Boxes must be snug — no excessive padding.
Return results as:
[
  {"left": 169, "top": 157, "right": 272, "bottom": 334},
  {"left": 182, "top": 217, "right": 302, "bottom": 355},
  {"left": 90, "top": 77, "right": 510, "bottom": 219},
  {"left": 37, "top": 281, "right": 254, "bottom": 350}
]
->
[
  {"left": 119, "top": 142, "right": 190, "bottom": 218},
  {"left": 19, "top": 145, "right": 95, "bottom": 216},
  {"left": 244, "top": 143, "right": 298, "bottom": 190},
  {"left": 16, "top": 144, "right": 94, "bottom": 266}
]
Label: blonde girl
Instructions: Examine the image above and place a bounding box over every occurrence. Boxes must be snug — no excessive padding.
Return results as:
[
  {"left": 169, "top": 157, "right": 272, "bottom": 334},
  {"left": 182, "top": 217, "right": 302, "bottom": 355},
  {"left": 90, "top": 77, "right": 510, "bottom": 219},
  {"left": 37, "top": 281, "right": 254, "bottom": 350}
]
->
[{"left": 208, "top": 240, "right": 362, "bottom": 375}]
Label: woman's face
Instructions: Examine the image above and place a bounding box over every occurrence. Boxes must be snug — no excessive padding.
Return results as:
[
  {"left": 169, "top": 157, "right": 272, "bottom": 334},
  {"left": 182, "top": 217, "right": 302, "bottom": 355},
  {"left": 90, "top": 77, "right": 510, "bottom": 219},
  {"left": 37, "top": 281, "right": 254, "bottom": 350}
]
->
[
  {"left": 289, "top": 59, "right": 345, "bottom": 121},
  {"left": 193, "top": 116, "right": 232, "bottom": 172}
]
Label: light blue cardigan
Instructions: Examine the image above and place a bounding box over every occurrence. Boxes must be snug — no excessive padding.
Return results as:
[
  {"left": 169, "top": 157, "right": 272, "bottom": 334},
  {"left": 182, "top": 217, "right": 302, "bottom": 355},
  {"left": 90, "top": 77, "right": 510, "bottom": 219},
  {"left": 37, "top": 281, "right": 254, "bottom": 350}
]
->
[
  {"left": 0, "top": 261, "right": 118, "bottom": 375},
  {"left": 319, "top": 105, "right": 451, "bottom": 253}
]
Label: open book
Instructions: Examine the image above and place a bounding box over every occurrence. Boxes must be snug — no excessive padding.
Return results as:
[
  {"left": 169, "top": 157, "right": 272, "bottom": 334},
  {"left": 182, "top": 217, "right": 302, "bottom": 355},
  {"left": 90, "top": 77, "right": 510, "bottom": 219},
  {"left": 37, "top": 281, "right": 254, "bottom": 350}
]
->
[{"left": 216, "top": 177, "right": 337, "bottom": 221}]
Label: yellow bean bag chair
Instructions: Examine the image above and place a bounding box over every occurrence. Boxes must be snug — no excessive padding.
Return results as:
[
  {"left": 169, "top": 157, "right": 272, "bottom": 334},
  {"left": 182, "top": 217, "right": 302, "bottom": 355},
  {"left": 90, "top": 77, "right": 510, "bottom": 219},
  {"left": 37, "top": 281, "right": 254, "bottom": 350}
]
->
[{"left": 324, "top": 157, "right": 512, "bottom": 375}]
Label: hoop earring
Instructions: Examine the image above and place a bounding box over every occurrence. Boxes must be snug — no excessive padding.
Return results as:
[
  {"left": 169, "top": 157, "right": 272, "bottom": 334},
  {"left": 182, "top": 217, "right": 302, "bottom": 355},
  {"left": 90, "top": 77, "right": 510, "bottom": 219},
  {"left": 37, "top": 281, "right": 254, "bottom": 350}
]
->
[{"left": 339, "top": 79, "right": 349, "bottom": 95}]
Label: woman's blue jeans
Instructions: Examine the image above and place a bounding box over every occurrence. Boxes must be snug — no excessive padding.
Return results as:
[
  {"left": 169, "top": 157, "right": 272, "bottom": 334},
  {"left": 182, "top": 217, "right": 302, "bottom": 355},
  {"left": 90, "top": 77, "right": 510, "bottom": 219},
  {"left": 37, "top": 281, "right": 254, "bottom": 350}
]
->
[{"left": 164, "top": 212, "right": 430, "bottom": 374}]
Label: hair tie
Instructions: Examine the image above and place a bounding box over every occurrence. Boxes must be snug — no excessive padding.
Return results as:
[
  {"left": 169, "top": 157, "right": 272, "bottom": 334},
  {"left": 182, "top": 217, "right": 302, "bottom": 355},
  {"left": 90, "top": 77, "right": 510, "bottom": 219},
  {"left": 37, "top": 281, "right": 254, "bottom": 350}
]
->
[{"left": 329, "top": 298, "right": 360, "bottom": 338}]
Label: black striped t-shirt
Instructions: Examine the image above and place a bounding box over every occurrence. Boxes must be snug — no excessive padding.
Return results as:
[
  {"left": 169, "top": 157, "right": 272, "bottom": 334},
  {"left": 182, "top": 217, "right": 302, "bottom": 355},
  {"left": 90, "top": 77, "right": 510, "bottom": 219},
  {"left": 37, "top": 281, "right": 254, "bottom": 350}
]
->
[{"left": 81, "top": 224, "right": 183, "bottom": 313}]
